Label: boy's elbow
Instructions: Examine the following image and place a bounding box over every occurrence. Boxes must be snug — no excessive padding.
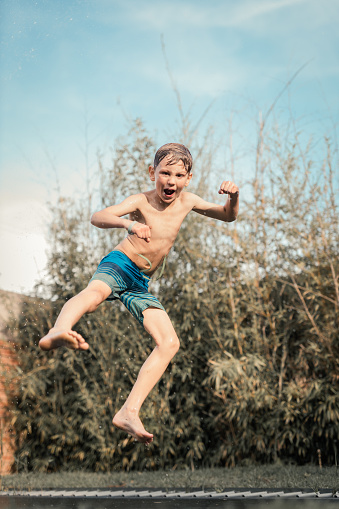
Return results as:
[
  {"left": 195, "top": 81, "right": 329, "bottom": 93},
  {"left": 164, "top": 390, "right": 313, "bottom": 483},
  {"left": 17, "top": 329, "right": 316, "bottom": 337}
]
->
[
  {"left": 222, "top": 205, "right": 238, "bottom": 223},
  {"left": 227, "top": 214, "right": 237, "bottom": 223},
  {"left": 90, "top": 213, "right": 98, "bottom": 226},
  {"left": 222, "top": 210, "right": 237, "bottom": 222}
]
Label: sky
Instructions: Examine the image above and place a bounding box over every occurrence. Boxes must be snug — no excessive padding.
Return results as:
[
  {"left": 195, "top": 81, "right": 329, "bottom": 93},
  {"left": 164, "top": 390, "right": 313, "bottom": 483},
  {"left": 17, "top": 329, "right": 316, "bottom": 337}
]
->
[{"left": 0, "top": 0, "right": 338, "bottom": 294}]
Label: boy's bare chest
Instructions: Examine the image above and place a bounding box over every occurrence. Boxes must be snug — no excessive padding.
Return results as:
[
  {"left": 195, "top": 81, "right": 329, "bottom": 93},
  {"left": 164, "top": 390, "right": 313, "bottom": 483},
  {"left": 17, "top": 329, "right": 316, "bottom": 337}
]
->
[{"left": 133, "top": 203, "right": 189, "bottom": 239}]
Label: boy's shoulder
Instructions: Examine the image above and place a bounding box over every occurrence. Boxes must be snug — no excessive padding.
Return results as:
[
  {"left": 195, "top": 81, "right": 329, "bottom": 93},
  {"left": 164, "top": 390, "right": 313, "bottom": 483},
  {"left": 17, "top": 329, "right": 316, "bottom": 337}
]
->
[
  {"left": 182, "top": 191, "right": 198, "bottom": 199},
  {"left": 125, "top": 192, "right": 148, "bottom": 204},
  {"left": 181, "top": 191, "right": 200, "bottom": 207}
]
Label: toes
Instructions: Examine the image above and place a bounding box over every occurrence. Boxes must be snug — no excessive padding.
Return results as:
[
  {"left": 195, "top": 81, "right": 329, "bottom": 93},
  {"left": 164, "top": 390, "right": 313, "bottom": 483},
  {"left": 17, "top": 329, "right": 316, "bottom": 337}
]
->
[
  {"left": 138, "top": 433, "right": 153, "bottom": 444},
  {"left": 69, "top": 331, "right": 84, "bottom": 342},
  {"left": 68, "top": 331, "right": 89, "bottom": 349}
]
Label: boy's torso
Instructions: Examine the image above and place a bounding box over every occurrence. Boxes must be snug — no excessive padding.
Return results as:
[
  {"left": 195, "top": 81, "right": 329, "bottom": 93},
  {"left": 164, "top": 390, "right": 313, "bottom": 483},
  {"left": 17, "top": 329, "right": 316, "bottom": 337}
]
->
[{"left": 116, "top": 190, "right": 195, "bottom": 275}]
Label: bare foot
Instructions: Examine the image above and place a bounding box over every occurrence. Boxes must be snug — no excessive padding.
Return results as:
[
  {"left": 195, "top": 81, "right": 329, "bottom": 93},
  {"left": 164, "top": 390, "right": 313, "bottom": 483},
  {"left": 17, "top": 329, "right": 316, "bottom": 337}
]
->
[
  {"left": 39, "top": 328, "right": 89, "bottom": 351},
  {"left": 113, "top": 408, "right": 153, "bottom": 444}
]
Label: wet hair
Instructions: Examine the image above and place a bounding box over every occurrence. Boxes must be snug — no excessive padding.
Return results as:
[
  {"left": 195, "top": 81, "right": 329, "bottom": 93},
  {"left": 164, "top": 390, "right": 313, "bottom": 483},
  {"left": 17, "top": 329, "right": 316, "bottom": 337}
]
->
[{"left": 153, "top": 143, "right": 193, "bottom": 174}]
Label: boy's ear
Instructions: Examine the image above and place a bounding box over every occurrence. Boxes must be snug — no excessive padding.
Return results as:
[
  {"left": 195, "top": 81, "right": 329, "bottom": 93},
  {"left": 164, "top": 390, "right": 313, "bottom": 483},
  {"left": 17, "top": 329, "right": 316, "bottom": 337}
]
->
[
  {"left": 184, "top": 173, "right": 193, "bottom": 186},
  {"left": 149, "top": 165, "right": 155, "bottom": 181}
]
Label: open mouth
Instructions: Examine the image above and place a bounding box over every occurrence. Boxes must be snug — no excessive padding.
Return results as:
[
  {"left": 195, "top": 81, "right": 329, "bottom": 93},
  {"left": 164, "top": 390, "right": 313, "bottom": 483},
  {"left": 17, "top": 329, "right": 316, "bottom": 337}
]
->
[{"left": 164, "top": 188, "right": 175, "bottom": 196}]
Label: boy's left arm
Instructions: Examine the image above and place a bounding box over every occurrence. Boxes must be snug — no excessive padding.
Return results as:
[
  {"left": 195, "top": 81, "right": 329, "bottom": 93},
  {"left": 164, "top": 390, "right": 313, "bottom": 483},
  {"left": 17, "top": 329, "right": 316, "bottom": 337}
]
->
[{"left": 191, "top": 181, "right": 239, "bottom": 222}]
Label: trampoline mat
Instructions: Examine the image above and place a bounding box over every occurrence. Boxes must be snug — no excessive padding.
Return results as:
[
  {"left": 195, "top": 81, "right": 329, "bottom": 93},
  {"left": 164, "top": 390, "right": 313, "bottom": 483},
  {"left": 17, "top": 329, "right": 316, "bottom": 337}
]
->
[
  {"left": 0, "top": 500, "right": 339, "bottom": 509},
  {"left": 0, "top": 492, "right": 338, "bottom": 509}
]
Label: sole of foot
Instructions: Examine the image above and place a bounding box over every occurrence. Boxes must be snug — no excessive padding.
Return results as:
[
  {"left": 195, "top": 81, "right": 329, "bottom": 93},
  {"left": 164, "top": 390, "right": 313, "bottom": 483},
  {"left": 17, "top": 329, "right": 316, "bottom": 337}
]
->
[
  {"left": 113, "top": 411, "right": 153, "bottom": 445},
  {"left": 39, "top": 329, "right": 89, "bottom": 351}
]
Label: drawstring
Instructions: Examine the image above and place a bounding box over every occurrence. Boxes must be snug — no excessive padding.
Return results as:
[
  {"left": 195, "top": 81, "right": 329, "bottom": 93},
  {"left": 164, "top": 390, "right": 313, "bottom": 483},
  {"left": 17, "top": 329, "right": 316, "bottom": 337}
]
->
[
  {"left": 137, "top": 253, "right": 152, "bottom": 272},
  {"left": 155, "top": 256, "right": 166, "bottom": 281},
  {"left": 137, "top": 254, "right": 167, "bottom": 280}
]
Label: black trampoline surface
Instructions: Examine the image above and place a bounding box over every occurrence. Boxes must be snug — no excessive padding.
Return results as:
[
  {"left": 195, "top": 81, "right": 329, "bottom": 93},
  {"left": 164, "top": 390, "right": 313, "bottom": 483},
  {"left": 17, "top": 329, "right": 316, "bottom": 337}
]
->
[{"left": 0, "top": 497, "right": 339, "bottom": 509}]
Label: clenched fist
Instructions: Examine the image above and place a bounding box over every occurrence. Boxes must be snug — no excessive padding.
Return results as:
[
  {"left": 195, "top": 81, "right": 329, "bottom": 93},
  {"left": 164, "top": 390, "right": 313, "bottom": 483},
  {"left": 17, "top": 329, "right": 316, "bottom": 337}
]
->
[
  {"left": 129, "top": 222, "right": 152, "bottom": 243},
  {"left": 218, "top": 181, "right": 239, "bottom": 199}
]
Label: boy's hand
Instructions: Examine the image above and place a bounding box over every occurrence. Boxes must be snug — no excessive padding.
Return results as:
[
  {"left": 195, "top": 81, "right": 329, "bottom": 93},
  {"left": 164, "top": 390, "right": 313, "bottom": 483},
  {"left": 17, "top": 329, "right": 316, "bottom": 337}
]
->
[
  {"left": 218, "top": 181, "right": 239, "bottom": 199},
  {"left": 129, "top": 222, "right": 152, "bottom": 243}
]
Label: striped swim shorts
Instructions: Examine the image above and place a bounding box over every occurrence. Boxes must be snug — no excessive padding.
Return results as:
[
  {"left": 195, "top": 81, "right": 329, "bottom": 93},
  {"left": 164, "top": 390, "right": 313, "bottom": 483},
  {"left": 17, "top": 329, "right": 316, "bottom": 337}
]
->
[{"left": 90, "top": 250, "right": 165, "bottom": 325}]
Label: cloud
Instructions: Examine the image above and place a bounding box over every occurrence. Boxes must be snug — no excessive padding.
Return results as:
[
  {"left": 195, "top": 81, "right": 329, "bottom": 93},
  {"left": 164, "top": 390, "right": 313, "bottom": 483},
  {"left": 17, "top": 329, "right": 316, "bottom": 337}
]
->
[
  {"left": 111, "top": 0, "right": 309, "bottom": 30},
  {"left": 0, "top": 198, "right": 50, "bottom": 294},
  {"left": 0, "top": 229, "right": 48, "bottom": 294},
  {"left": 95, "top": 0, "right": 338, "bottom": 45},
  {"left": 226, "top": 0, "right": 307, "bottom": 26},
  {"left": 88, "top": 0, "right": 339, "bottom": 95}
]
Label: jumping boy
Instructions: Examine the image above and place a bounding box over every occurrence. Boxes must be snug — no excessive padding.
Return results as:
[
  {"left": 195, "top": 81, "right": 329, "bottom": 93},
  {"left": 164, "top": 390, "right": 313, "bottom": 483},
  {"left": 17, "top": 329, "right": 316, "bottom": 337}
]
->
[{"left": 39, "top": 143, "right": 239, "bottom": 444}]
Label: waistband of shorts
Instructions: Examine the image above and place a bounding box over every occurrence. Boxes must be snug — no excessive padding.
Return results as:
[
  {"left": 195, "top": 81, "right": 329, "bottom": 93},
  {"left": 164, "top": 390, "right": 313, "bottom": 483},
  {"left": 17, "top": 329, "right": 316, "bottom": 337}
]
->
[{"left": 111, "top": 250, "right": 151, "bottom": 281}]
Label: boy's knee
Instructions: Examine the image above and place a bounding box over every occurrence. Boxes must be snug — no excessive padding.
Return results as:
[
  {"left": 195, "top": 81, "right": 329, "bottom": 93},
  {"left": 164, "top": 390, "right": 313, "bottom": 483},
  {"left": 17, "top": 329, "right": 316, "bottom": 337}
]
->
[
  {"left": 172, "top": 336, "right": 180, "bottom": 353},
  {"left": 162, "top": 335, "right": 180, "bottom": 355}
]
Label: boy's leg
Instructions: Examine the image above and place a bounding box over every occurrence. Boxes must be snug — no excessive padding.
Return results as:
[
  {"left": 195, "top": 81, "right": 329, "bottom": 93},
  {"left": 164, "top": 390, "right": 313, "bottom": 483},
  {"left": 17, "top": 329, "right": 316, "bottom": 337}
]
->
[
  {"left": 39, "top": 280, "right": 112, "bottom": 351},
  {"left": 113, "top": 307, "right": 180, "bottom": 444}
]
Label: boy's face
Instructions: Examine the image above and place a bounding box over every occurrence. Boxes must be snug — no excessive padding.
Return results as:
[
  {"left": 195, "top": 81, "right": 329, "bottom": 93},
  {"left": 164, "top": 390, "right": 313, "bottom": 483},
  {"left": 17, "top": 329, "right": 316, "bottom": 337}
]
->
[{"left": 149, "top": 157, "right": 192, "bottom": 203}]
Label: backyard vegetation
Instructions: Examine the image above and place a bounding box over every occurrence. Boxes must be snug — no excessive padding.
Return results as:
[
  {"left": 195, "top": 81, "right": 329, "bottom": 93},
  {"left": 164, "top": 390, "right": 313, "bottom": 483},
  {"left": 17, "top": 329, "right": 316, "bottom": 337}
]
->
[{"left": 2, "top": 108, "right": 338, "bottom": 474}]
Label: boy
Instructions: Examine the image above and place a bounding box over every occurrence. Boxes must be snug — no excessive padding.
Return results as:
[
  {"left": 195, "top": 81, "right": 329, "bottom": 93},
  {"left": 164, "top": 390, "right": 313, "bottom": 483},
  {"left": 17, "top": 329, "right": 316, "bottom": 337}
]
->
[{"left": 39, "top": 143, "right": 239, "bottom": 444}]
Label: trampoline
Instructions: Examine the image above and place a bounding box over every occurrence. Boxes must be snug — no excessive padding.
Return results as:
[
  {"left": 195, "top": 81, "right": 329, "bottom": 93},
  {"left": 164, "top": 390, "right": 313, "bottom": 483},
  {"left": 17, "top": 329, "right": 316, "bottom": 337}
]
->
[{"left": 0, "top": 489, "right": 338, "bottom": 508}]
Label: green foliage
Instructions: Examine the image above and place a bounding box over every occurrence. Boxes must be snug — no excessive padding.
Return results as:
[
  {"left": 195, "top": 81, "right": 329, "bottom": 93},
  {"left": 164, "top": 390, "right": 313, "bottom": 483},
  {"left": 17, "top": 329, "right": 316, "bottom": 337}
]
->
[
  {"left": 205, "top": 134, "right": 339, "bottom": 466},
  {"left": 7, "top": 118, "right": 339, "bottom": 472}
]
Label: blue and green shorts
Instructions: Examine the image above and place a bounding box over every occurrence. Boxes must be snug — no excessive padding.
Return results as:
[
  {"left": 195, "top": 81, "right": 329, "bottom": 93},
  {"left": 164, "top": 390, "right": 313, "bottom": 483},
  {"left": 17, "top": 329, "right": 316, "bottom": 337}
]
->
[{"left": 90, "top": 250, "right": 165, "bottom": 325}]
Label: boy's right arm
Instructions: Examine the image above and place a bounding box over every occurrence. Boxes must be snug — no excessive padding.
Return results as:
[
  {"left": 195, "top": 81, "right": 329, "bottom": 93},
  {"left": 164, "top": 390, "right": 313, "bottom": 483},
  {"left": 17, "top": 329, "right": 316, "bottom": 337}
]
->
[{"left": 91, "top": 194, "right": 152, "bottom": 242}]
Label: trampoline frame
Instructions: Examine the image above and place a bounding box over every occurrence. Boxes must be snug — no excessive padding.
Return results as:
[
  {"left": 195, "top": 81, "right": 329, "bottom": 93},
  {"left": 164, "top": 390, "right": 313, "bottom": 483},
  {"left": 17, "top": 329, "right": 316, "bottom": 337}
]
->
[{"left": 0, "top": 488, "right": 338, "bottom": 500}]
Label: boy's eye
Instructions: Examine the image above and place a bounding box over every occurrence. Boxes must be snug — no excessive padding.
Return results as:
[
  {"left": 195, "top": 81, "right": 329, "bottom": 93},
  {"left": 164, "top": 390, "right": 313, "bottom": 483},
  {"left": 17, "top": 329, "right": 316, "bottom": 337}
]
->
[{"left": 160, "top": 171, "right": 185, "bottom": 177}]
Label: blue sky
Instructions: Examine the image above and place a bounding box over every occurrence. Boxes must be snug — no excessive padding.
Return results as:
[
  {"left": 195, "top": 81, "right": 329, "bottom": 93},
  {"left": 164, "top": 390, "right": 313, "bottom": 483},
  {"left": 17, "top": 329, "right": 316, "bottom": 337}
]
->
[{"left": 0, "top": 0, "right": 338, "bottom": 293}]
